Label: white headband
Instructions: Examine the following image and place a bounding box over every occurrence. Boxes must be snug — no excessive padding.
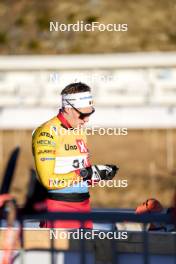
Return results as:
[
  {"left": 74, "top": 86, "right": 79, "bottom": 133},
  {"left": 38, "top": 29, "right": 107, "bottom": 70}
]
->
[{"left": 62, "top": 92, "right": 93, "bottom": 108}]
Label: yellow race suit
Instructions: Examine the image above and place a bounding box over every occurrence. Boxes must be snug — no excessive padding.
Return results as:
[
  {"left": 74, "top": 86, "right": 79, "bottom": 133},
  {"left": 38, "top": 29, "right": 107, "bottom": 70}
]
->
[{"left": 32, "top": 111, "right": 91, "bottom": 202}]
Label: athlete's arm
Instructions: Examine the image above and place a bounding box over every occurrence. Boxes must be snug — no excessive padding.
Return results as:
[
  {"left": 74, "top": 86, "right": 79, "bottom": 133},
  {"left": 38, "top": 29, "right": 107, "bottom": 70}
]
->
[{"left": 32, "top": 126, "right": 80, "bottom": 190}]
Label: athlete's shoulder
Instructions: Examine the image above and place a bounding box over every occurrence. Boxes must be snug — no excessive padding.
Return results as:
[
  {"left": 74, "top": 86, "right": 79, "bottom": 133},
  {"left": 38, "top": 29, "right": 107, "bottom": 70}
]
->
[{"left": 32, "top": 116, "right": 61, "bottom": 140}]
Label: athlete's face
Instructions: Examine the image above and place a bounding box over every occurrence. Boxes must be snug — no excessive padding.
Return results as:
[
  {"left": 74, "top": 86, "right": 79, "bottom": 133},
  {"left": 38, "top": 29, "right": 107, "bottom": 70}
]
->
[{"left": 64, "top": 106, "right": 94, "bottom": 128}]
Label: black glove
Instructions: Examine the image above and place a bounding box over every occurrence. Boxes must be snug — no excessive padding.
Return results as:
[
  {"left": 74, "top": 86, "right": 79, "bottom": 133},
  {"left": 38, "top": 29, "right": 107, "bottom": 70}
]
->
[{"left": 80, "top": 164, "right": 119, "bottom": 181}]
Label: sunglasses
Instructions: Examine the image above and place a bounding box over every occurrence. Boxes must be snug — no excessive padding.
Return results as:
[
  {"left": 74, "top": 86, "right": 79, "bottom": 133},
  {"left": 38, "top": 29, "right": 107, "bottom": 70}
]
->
[{"left": 65, "top": 100, "right": 95, "bottom": 120}]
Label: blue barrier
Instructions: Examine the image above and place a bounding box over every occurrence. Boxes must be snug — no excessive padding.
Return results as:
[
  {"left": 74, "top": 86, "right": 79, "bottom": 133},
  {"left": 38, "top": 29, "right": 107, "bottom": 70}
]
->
[
  {"left": 15, "top": 209, "right": 175, "bottom": 264},
  {"left": 1, "top": 209, "right": 175, "bottom": 264}
]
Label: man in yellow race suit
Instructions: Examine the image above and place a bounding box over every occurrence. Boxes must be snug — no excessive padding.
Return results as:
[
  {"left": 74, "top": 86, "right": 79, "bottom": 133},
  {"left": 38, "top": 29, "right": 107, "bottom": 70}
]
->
[{"left": 32, "top": 82, "right": 118, "bottom": 228}]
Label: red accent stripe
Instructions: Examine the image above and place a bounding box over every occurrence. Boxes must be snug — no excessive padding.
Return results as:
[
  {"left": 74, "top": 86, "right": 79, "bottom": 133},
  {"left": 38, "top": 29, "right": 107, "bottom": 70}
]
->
[{"left": 57, "top": 111, "right": 72, "bottom": 128}]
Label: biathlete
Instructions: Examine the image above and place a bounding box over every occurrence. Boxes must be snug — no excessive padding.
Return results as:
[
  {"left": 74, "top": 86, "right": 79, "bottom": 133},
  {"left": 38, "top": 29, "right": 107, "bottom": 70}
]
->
[{"left": 32, "top": 82, "right": 118, "bottom": 228}]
